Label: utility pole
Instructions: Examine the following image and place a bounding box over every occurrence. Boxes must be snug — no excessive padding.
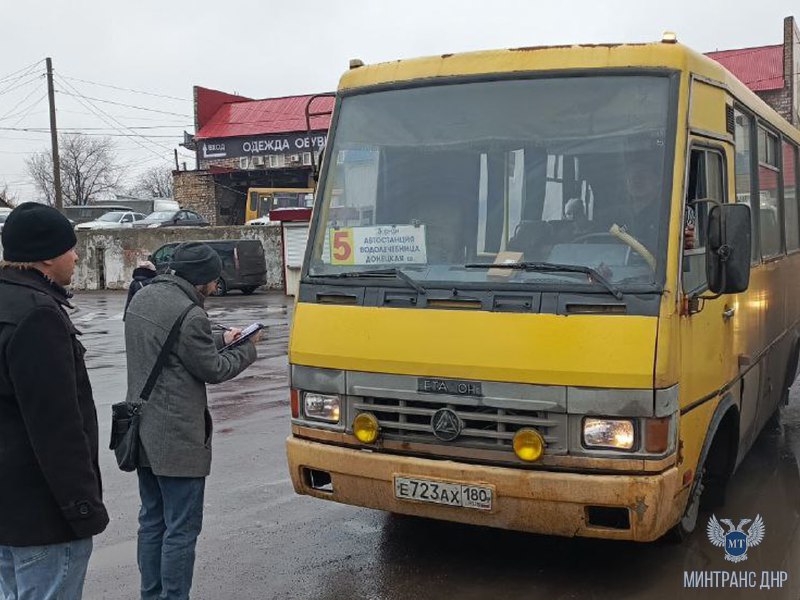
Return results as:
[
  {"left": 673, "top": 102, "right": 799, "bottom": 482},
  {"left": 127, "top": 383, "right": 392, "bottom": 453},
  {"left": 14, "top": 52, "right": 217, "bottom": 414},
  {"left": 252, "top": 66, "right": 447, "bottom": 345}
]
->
[{"left": 46, "top": 57, "right": 64, "bottom": 210}]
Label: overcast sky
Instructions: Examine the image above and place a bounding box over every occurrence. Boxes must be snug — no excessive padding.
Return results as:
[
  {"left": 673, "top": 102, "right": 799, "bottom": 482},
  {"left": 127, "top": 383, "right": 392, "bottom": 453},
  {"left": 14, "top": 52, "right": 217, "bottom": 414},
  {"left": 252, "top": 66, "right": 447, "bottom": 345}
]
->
[{"left": 0, "top": 0, "right": 796, "bottom": 203}]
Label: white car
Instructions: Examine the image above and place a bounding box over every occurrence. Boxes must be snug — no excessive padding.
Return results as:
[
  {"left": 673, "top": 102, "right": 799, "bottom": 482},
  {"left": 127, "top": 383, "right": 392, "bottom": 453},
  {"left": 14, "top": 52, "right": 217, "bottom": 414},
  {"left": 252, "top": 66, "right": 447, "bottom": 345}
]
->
[
  {"left": 75, "top": 211, "right": 147, "bottom": 231},
  {"left": 246, "top": 216, "right": 272, "bottom": 225}
]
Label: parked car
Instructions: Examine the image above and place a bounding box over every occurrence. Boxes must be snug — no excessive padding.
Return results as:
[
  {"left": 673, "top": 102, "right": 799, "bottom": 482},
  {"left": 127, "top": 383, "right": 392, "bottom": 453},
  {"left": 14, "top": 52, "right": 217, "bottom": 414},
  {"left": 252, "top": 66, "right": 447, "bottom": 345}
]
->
[
  {"left": 149, "top": 239, "right": 267, "bottom": 296},
  {"left": 62, "top": 204, "right": 135, "bottom": 225},
  {"left": 74, "top": 210, "right": 147, "bottom": 231},
  {"left": 133, "top": 209, "right": 210, "bottom": 229}
]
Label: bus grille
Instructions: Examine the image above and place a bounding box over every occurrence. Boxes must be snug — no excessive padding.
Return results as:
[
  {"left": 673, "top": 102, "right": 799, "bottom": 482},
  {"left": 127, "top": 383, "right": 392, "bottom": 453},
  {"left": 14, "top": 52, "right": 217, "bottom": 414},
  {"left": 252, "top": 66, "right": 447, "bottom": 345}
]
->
[{"left": 351, "top": 396, "right": 567, "bottom": 454}]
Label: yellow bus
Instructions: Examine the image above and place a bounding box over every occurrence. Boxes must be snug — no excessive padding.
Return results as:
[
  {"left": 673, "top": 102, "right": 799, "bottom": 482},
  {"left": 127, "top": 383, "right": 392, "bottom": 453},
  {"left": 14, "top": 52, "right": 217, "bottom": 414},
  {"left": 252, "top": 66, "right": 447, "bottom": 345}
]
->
[
  {"left": 245, "top": 187, "right": 314, "bottom": 223},
  {"left": 285, "top": 36, "right": 800, "bottom": 541}
]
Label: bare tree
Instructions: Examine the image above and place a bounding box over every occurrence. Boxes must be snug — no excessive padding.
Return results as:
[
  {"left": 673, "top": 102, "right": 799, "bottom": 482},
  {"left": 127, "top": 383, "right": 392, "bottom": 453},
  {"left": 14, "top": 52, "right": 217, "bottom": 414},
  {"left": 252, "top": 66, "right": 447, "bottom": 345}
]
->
[
  {"left": 25, "top": 153, "right": 55, "bottom": 205},
  {"left": 25, "top": 134, "right": 125, "bottom": 206},
  {"left": 0, "top": 183, "right": 16, "bottom": 208},
  {"left": 130, "top": 166, "right": 173, "bottom": 198}
]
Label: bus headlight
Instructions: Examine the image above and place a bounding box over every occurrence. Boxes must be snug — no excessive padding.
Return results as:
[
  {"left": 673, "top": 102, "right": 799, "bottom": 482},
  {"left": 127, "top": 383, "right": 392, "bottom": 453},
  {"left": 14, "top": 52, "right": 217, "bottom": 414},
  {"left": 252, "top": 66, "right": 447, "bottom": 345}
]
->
[
  {"left": 353, "top": 412, "right": 380, "bottom": 444},
  {"left": 303, "top": 392, "right": 341, "bottom": 423},
  {"left": 582, "top": 418, "right": 635, "bottom": 450}
]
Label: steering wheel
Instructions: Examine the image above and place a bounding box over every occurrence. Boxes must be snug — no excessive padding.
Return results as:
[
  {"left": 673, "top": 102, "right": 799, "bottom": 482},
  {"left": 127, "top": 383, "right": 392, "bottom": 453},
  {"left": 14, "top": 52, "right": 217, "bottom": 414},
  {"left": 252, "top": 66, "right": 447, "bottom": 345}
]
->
[
  {"left": 571, "top": 230, "right": 656, "bottom": 270},
  {"left": 571, "top": 232, "right": 619, "bottom": 244}
]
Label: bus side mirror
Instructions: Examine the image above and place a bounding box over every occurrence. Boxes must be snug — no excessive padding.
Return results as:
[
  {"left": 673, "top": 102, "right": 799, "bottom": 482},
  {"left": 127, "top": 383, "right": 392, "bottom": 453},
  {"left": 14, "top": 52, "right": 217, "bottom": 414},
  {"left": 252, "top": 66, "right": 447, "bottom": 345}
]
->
[{"left": 706, "top": 203, "right": 751, "bottom": 294}]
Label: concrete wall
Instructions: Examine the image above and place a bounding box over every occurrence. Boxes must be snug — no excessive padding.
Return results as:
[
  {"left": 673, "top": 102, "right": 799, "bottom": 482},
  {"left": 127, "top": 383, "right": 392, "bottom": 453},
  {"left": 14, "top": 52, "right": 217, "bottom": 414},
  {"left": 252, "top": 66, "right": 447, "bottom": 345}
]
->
[{"left": 69, "top": 225, "right": 284, "bottom": 291}]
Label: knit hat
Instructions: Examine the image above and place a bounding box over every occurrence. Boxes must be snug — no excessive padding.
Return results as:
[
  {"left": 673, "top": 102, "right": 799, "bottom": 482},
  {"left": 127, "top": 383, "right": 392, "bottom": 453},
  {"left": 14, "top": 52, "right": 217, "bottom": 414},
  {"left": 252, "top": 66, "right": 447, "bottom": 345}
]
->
[
  {"left": 1, "top": 202, "right": 77, "bottom": 262},
  {"left": 170, "top": 242, "right": 222, "bottom": 285}
]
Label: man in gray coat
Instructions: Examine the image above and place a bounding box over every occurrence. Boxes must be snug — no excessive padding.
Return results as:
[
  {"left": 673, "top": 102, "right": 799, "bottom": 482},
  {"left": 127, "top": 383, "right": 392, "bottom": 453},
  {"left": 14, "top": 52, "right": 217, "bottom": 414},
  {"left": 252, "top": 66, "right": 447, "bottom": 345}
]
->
[{"left": 125, "top": 242, "right": 259, "bottom": 600}]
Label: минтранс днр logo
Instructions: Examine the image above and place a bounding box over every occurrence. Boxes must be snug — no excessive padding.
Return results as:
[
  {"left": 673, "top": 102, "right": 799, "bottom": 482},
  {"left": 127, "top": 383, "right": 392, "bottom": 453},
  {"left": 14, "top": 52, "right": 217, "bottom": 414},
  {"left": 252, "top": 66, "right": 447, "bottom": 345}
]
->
[{"left": 707, "top": 514, "right": 766, "bottom": 563}]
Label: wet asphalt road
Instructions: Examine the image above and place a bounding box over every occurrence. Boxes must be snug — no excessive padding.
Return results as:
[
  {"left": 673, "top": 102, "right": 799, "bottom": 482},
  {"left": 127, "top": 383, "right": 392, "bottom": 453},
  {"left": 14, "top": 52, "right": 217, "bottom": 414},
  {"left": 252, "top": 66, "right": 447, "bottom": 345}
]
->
[{"left": 72, "top": 290, "right": 800, "bottom": 600}]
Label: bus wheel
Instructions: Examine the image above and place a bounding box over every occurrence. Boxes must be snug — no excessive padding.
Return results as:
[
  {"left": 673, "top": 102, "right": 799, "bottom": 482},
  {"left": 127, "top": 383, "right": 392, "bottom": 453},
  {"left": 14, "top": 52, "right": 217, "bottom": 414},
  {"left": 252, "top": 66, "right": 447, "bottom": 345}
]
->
[
  {"left": 665, "top": 417, "right": 735, "bottom": 543},
  {"left": 213, "top": 278, "right": 227, "bottom": 297},
  {"left": 666, "top": 467, "right": 704, "bottom": 542}
]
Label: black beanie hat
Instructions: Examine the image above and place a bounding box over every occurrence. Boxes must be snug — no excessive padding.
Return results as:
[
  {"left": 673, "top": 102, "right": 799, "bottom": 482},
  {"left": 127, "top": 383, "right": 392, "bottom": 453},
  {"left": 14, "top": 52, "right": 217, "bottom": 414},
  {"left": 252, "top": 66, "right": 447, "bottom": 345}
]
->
[
  {"left": 171, "top": 242, "right": 222, "bottom": 285},
  {"left": 1, "top": 202, "right": 77, "bottom": 262}
]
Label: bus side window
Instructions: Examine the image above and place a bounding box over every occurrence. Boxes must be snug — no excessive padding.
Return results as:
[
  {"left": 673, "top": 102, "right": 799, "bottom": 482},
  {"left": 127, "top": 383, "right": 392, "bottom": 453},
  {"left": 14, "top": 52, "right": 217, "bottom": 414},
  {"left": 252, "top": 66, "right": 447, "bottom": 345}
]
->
[
  {"left": 734, "top": 109, "right": 759, "bottom": 264},
  {"left": 783, "top": 141, "right": 800, "bottom": 251},
  {"left": 757, "top": 127, "right": 782, "bottom": 258},
  {"left": 683, "top": 148, "right": 722, "bottom": 294}
]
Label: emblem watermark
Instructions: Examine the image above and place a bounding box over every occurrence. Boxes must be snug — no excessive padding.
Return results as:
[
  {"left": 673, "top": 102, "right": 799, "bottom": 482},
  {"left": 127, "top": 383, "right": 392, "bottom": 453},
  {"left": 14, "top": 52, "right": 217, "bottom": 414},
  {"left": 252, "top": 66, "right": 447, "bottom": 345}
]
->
[
  {"left": 707, "top": 514, "right": 765, "bottom": 562},
  {"left": 682, "top": 515, "right": 789, "bottom": 590}
]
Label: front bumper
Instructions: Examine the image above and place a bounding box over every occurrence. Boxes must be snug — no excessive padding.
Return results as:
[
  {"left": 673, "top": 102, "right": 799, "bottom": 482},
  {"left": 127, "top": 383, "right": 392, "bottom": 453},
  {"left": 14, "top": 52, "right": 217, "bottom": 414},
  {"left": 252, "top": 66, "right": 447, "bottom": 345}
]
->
[{"left": 286, "top": 436, "right": 688, "bottom": 541}]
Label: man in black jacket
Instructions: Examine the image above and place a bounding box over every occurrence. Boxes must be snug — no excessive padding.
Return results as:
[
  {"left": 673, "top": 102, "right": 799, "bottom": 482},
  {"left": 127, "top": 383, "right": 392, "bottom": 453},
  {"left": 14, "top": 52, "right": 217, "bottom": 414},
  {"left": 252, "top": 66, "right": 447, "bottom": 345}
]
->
[
  {"left": 0, "top": 203, "right": 109, "bottom": 600},
  {"left": 123, "top": 260, "right": 157, "bottom": 316}
]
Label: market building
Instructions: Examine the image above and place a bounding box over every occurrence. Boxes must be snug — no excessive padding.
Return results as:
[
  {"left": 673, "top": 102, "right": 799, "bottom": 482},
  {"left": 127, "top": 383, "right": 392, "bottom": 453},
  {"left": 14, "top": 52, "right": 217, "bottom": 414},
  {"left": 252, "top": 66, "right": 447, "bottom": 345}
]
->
[{"left": 175, "top": 87, "right": 333, "bottom": 225}]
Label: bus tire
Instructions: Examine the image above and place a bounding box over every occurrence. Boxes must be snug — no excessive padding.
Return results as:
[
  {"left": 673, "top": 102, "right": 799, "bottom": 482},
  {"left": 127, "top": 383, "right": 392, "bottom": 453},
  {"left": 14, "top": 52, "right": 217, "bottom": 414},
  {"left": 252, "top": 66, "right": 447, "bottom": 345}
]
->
[
  {"left": 664, "top": 408, "right": 737, "bottom": 543},
  {"left": 665, "top": 466, "right": 705, "bottom": 543},
  {"left": 780, "top": 340, "right": 800, "bottom": 407}
]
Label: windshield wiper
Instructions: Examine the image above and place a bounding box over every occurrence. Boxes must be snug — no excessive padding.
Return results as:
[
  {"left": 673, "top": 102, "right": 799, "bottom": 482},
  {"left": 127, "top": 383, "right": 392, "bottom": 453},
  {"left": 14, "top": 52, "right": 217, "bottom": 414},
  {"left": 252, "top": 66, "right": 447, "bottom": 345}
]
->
[
  {"left": 308, "top": 267, "right": 426, "bottom": 295},
  {"left": 464, "top": 261, "right": 623, "bottom": 300}
]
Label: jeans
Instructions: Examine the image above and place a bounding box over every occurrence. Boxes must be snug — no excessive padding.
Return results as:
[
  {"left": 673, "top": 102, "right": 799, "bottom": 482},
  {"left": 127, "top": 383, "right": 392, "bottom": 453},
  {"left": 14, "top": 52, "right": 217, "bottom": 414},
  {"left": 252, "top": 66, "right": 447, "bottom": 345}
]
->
[
  {"left": 0, "top": 538, "right": 93, "bottom": 600},
  {"left": 137, "top": 467, "right": 205, "bottom": 600}
]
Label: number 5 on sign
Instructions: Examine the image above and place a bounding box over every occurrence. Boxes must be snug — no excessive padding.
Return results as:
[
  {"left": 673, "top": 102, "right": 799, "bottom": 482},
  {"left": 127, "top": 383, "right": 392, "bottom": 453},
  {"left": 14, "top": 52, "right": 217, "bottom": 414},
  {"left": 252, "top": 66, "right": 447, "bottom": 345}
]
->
[{"left": 330, "top": 228, "right": 354, "bottom": 265}]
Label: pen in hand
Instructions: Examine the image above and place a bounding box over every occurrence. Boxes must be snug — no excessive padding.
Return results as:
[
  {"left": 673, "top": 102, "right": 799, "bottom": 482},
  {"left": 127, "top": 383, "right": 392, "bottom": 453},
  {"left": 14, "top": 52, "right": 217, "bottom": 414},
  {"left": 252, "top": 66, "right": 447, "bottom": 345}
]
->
[{"left": 213, "top": 323, "right": 243, "bottom": 345}]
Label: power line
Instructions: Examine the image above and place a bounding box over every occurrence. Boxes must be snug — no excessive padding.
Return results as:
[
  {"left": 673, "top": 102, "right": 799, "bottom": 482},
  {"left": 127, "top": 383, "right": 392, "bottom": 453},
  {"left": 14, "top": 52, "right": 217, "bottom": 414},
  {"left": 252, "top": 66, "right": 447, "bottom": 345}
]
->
[
  {"left": 0, "top": 73, "right": 43, "bottom": 98},
  {"left": 0, "top": 127, "right": 181, "bottom": 139},
  {"left": 54, "top": 124, "right": 189, "bottom": 130},
  {"left": 54, "top": 74, "right": 174, "bottom": 159},
  {"left": 55, "top": 89, "right": 190, "bottom": 117},
  {"left": 10, "top": 93, "right": 48, "bottom": 128},
  {"left": 0, "top": 86, "right": 45, "bottom": 121},
  {"left": 0, "top": 59, "right": 43, "bottom": 84},
  {"left": 53, "top": 107, "right": 193, "bottom": 124},
  {"left": 58, "top": 74, "right": 189, "bottom": 102}
]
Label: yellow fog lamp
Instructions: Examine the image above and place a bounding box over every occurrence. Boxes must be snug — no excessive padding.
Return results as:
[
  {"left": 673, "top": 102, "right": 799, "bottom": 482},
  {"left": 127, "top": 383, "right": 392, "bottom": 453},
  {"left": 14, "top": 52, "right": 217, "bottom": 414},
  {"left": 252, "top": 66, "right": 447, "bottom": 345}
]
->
[
  {"left": 513, "top": 428, "right": 545, "bottom": 462},
  {"left": 353, "top": 412, "right": 380, "bottom": 444}
]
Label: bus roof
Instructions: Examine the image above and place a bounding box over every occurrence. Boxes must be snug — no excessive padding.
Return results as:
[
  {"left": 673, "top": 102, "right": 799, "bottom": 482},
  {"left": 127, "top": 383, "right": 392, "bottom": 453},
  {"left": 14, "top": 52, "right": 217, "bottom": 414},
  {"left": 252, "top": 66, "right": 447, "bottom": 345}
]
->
[{"left": 339, "top": 40, "right": 800, "bottom": 142}]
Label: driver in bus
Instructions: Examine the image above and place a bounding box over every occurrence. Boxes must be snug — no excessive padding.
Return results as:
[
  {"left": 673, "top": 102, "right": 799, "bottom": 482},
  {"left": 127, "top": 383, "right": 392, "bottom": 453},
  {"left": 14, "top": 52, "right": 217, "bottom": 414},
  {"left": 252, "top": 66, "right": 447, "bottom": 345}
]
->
[
  {"left": 612, "top": 159, "right": 662, "bottom": 251},
  {"left": 562, "top": 153, "right": 693, "bottom": 272}
]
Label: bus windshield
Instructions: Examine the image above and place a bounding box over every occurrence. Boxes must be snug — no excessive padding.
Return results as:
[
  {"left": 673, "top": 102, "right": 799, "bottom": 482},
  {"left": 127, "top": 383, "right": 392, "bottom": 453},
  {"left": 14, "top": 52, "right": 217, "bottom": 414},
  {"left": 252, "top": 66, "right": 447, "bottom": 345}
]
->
[{"left": 308, "top": 75, "right": 675, "bottom": 289}]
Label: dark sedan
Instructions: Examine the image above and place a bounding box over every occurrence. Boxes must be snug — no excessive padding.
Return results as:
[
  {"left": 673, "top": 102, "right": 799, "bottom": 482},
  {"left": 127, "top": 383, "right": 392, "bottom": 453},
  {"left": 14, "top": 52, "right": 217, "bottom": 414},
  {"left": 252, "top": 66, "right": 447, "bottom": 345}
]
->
[{"left": 132, "top": 209, "right": 210, "bottom": 229}]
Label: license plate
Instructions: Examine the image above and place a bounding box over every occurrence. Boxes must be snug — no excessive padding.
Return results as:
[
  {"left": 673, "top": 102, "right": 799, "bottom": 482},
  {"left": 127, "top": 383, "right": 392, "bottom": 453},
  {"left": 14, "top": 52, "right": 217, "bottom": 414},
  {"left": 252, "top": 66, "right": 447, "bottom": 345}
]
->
[{"left": 394, "top": 476, "right": 493, "bottom": 511}]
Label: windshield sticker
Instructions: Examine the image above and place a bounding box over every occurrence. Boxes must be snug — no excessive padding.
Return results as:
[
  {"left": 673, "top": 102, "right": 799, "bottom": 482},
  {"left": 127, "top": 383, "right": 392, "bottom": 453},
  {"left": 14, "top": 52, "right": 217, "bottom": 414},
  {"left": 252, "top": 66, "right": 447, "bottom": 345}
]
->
[
  {"left": 488, "top": 251, "right": 523, "bottom": 277},
  {"left": 329, "top": 225, "right": 427, "bottom": 265}
]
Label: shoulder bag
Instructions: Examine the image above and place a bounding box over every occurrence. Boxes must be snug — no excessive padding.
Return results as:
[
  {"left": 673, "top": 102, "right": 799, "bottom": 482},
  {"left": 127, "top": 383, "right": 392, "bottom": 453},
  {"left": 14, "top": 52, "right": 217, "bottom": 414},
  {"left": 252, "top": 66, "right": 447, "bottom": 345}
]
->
[{"left": 109, "top": 304, "right": 194, "bottom": 472}]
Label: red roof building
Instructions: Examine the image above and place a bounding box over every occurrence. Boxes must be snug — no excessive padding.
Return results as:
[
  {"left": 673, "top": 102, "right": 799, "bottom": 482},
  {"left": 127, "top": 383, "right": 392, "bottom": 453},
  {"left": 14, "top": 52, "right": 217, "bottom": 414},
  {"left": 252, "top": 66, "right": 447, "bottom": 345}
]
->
[
  {"left": 195, "top": 93, "right": 333, "bottom": 140},
  {"left": 174, "top": 87, "right": 334, "bottom": 226},
  {"left": 706, "top": 16, "right": 799, "bottom": 127},
  {"left": 706, "top": 45, "right": 784, "bottom": 92}
]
